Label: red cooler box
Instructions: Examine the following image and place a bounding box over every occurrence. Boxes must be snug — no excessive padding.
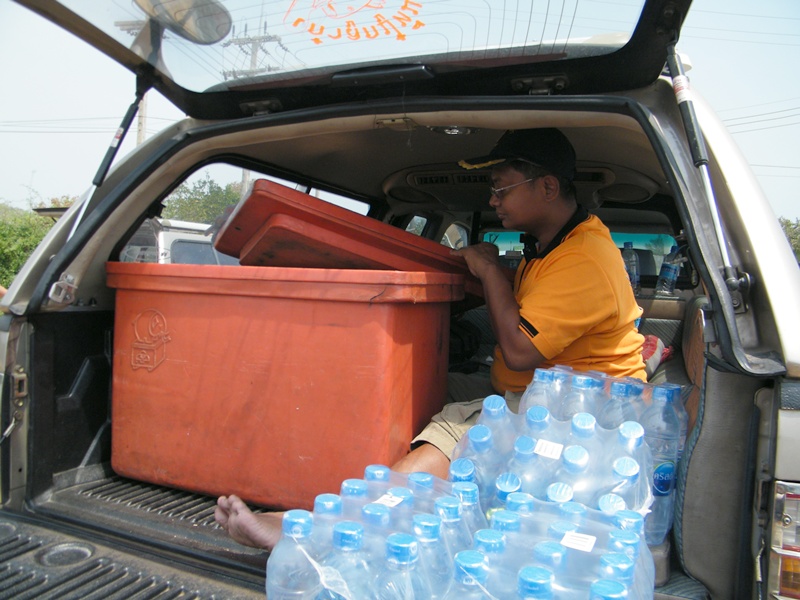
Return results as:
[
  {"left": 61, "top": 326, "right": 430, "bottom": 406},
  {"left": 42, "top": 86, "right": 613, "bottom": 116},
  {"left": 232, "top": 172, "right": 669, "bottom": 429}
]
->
[
  {"left": 214, "top": 179, "right": 483, "bottom": 300},
  {"left": 107, "top": 262, "right": 464, "bottom": 510}
]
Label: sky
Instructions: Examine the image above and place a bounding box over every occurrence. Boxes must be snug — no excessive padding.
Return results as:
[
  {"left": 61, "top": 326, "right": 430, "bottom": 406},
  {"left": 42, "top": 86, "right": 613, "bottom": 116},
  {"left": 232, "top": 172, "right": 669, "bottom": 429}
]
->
[{"left": 1, "top": 0, "right": 799, "bottom": 220}]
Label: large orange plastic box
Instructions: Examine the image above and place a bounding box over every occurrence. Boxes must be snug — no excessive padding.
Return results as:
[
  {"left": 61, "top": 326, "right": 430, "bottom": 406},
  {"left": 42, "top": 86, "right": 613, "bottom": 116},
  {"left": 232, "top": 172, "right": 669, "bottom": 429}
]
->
[
  {"left": 107, "top": 262, "right": 463, "bottom": 510},
  {"left": 214, "top": 179, "right": 483, "bottom": 299}
]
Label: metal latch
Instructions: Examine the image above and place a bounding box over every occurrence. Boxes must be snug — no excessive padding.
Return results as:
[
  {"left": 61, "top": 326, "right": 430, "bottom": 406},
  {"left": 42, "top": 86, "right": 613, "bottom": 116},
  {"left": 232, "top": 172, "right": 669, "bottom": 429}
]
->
[
  {"left": 12, "top": 366, "right": 28, "bottom": 401},
  {"left": 49, "top": 272, "right": 77, "bottom": 305}
]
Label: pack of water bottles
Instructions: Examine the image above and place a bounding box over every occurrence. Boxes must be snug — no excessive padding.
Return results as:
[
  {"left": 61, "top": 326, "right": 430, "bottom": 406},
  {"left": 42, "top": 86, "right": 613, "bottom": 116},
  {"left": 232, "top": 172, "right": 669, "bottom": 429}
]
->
[
  {"left": 266, "top": 366, "right": 688, "bottom": 599},
  {"left": 268, "top": 467, "right": 656, "bottom": 599}
]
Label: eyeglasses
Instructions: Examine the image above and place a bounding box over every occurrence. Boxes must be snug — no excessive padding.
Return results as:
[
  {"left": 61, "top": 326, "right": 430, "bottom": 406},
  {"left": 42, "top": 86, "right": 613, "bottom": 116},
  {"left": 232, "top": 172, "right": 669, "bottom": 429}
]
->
[{"left": 489, "top": 178, "right": 536, "bottom": 199}]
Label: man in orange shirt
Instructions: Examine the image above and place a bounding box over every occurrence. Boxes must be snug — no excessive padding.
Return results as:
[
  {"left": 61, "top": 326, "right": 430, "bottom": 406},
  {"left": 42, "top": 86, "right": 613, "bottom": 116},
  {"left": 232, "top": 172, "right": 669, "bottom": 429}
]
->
[{"left": 215, "top": 128, "right": 646, "bottom": 549}]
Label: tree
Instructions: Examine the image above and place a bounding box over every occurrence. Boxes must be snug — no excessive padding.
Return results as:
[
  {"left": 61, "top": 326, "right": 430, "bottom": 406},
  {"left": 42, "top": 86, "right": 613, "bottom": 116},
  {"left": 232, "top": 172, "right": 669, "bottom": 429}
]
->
[
  {"left": 0, "top": 203, "right": 54, "bottom": 289},
  {"left": 161, "top": 172, "right": 242, "bottom": 223},
  {"left": 779, "top": 217, "right": 800, "bottom": 263}
]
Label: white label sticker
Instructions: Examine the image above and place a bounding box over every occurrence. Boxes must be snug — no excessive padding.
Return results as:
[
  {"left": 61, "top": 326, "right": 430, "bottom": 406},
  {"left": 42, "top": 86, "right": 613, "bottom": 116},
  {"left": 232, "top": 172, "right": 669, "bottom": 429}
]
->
[
  {"left": 374, "top": 492, "right": 405, "bottom": 508},
  {"left": 673, "top": 75, "right": 692, "bottom": 104},
  {"left": 561, "top": 531, "right": 597, "bottom": 553},
  {"left": 534, "top": 439, "right": 563, "bottom": 460}
]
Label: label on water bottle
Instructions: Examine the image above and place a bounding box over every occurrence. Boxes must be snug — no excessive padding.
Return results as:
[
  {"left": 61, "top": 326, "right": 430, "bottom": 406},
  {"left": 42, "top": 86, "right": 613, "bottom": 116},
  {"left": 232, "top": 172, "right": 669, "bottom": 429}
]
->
[
  {"left": 652, "top": 461, "right": 676, "bottom": 496},
  {"left": 560, "top": 531, "right": 597, "bottom": 553},
  {"left": 374, "top": 492, "right": 406, "bottom": 508},
  {"left": 534, "top": 438, "right": 563, "bottom": 460}
]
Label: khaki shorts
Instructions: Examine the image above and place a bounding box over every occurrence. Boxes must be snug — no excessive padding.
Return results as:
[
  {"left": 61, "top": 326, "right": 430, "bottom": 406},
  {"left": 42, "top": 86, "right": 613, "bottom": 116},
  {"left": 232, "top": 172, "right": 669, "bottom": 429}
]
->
[{"left": 412, "top": 371, "right": 523, "bottom": 460}]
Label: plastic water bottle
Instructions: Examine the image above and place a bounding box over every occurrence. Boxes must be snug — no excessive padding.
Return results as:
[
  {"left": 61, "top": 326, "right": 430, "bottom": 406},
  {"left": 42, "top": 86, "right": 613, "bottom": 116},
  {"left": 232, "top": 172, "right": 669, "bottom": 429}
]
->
[
  {"left": 661, "top": 382, "right": 689, "bottom": 462},
  {"left": 562, "top": 375, "right": 601, "bottom": 420},
  {"left": 266, "top": 509, "right": 322, "bottom": 599},
  {"left": 361, "top": 502, "right": 392, "bottom": 563},
  {"left": 545, "top": 482, "right": 574, "bottom": 504},
  {"left": 568, "top": 412, "right": 600, "bottom": 459},
  {"left": 487, "top": 472, "right": 522, "bottom": 517},
  {"left": 640, "top": 385, "right": 680, "bottom": 545},
  {"left": 449, "top": 457, "right": 477, "bottom": 484},
  {"left": 523, "top": 405, "right": 553, "bottom": 436},
  {"left": 378, "top": 486, "right": 415, "bottom": 534},
  {"left": 451, "top": 481, "right": 488, "bottom": 535},
  {"left": 505, "top": 435, "right": 541, "bottom": 496},
  {"left": 519, "top": 368, "right": 555, "bottom": 414},
  {"left": 317, "top": 521, "right": 374, "bottom": 600},
  {"left": 408, "top": 472, "right": 437, "bottom": 514},
  {"left": 549, "top": 367, "right": 573, "bottom": 409},
  {"left": 364, "top": 464, "right": 398, "bottom": 499},
  {"left": 476, "top": 394, "right": 517, "bottom": 457},
  {"left": 455, "top": 425, "right": 503, "bottom": 510},
  {"left": 603, "top": 456, "right": 641, "bottom": 511},
  {"left": 340, "top": 479, "right": 369, "bottom": 520},
  {"left": 554, "top": 444, "right": 591, "bottom": 503},
  {"left": 473, "top": 528, "right": 516, "bottom": 599},
  {"left": 374, "top": 532, "right": 433, "bottom": 599},
  {"left": 558, "top": 501, "right": 588, "bottom": 526},
  {"left": 489, "top": 509, "right": 526, "bottom": 572},
  {"left": 617, "top": 420, "right": 652, "bottom": 478},
  {"left": 311, "top": 493, "right": 343, "bottom": 558},
  {"left": 655, "top": 245, "right": 682, "bottom": 296},
  {"left": 435, "top": 495, "right": 473, "bottom": 557},
  {"left": 517, "top": 565, "right": 555, "bottom": 599},
  {"left": 597, "top": 493, "right": 628, "bottom": 516},
  {"left": 412, "top": 513, "right": 453, "bottom": 599},
  {"left": 590, "top": 578, "right": 629, "bottom": 599},
  {"left": 441, "top": 550, "right": 490, "bottom": 600},
  {"left": 596, "top": 381, "right": 639, "bottom": 429},
  {"left": 622, "top": 242, "right": 640, "bottom": 295},
  {"left": 598, "top": 552, "right": 636, "bottom": 588}
]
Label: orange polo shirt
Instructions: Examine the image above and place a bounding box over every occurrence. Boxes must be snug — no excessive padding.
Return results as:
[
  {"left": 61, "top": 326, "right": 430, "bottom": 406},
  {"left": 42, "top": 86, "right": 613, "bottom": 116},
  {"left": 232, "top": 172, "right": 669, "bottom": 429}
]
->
[{"left": 491, "top": 211, "right": 646, "bottom": 393}]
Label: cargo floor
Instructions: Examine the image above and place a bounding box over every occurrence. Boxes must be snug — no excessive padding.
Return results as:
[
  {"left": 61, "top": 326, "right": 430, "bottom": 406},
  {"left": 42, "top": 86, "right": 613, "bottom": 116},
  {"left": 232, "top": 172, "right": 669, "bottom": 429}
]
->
[{"left": 15, "top": 463, "right": 268, "bottom": 598}]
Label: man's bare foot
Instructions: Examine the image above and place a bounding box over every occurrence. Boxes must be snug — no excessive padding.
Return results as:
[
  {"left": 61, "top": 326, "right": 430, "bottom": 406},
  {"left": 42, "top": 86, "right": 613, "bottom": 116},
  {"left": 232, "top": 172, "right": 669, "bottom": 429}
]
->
[{"left": 215, "top": 495, "right": 283, "bottom": 550}]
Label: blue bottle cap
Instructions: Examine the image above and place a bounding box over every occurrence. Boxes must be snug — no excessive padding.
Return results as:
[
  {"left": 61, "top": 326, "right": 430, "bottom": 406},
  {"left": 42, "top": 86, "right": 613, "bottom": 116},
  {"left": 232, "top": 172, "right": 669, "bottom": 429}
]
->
[
  {"left": 608, "top": 528, "right": 641, "bottom": 554},
  {"left": 332, "top": 520, "right": 364, "bottom": 551},
  {"left": 546, "top": 482, "right": 574, "bottom": 504},
  {"left": 364, "top": 464, "right": 392, "bottom": 482},
  {"left": 313, "top": 493, "right": 342, "bottom": 516},
  {"left": 467, "top": 424, "right": 493, "bottom": 453},
  {"left": 412, "top": 513, "right": 442, "bottom": 542},
  {"left": 571, "top": 412, "right": 597, "bottom": 438},
  {"left": 385, "top": 532, "right": 419, "bottom": 564},
  {"left": 563, "top": 445, "right": 589, "bottom": 473},
  {"left": 526, "top": 405, "right": 551, "bottom": 431},
  {"left": 452, "top": 481, "right": 480, "bottom": 506},
  {"left": 533, "top": 368, "right": 554, "bottom": 383},
  {"left": 571, "top": 374, "right": 594, "bottom": 390},
  {"left": 482, "top": 394, "right": 508, "bottom": 419},
  {"left": 449, "top": 457, "right": 476, "bottom": 483},
  {"left": 548, "top": 519, "right": 579, "bottom": 540},
  {"left": 609, "top": 381, "right": 633, "bottom": 398},
  {"left": 600, "top": 552, "right": 636, "bottom": 582},
  {"left": 518, "top": 565, "right": 555, "bottom": 597},
  {"left": 490, "top": 509, "right": 521, "bottom": 532},
  {"left": 434, "top": 495, "right": 463, "bottom": 522},
  {"left": 282, "top": 509, "right": 313, "bottom": 538},
  {"left": 590, "top": 578, "right": 628, "bottom": 600},
  {"left": 386, "top": 486, "right": 414, "bottom": 507},
  {"left": 559, "top": 501, "right": 587, "bottom": 522},
  {"left": 651, "top": 385, "right": 672, "bottom": 403},
  {"left": 340, "top": 478, "right": 368, "bottom": 498},
  {"left": 597, "top": 493, "right": 627, "bottom": 515},
  {"left": 533, "top": 540, "right": 567, "bottom": 569},
  {"left": 361, "top": 502, "right": 390, "bottom": 527},
  {"left": 473, "top": 528, "right": 505, "bottom": 554},
  {"left": 506, "top": 491, "right": 535, "bottom": 514},
  {"left": 494, "top": 472, "right": 522, "bottom": 502},
  {"left": 408, "top": 471, "right": 434, "bottom": 491},
  {"left": 613, "top": 509, "right": 645, "bottom": 534},
  {"left": 514, "top": 434, "right": 537, "bottom": 459},
  {"left": 613, "top": 456, "right": 640, "bottom": 482},
  {"left": 452, "top": 550, "right": 488, "bottom": 585},
  {"left": 618, "top": 421, "right": 644, "bottom": 447}
]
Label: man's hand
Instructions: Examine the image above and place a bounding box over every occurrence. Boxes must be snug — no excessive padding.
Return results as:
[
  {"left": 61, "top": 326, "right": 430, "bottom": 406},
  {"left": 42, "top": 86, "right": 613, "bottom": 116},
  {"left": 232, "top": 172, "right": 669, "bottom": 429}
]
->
[{"left": 451, "top": 242, "right": 501, "bottom": 279}]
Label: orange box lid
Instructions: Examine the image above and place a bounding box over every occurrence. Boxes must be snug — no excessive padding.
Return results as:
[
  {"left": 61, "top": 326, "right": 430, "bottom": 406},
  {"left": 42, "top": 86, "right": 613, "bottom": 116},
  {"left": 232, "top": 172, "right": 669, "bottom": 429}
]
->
[{"left": 213, "top": 179, "right": 483, "bottom": 299}]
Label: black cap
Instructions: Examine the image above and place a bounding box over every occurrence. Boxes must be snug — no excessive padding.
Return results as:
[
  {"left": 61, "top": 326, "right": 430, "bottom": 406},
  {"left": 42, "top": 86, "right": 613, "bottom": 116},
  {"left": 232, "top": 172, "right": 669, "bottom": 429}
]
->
[{"left": 458, "top": 128, "right": 576, "bottom": 181}]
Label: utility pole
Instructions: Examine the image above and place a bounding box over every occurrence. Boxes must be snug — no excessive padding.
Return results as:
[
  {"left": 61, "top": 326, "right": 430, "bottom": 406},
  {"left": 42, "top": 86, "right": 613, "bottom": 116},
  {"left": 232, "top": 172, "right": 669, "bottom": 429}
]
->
[{"left": 221, "top": 22, "right": 283, "bottom": 80}]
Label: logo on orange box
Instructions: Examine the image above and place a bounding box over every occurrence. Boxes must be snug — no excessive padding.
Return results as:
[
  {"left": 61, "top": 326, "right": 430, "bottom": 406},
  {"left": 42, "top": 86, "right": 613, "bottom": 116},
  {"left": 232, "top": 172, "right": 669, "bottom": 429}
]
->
[{"left": 131, "top": 309, "right": 171, "bottom": 372}]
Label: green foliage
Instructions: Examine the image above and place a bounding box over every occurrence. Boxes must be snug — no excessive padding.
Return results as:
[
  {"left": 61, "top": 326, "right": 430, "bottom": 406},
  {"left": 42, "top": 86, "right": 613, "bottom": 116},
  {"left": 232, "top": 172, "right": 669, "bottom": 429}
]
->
[
  {"left": 779, "top": 217, "right": 800, "bottom": 263},
  {"left": 161, "top": 172, "right": 242, "bottom": 223},
  {"left": 0, "top": 203, "right": 54, "bottom": 289}
]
